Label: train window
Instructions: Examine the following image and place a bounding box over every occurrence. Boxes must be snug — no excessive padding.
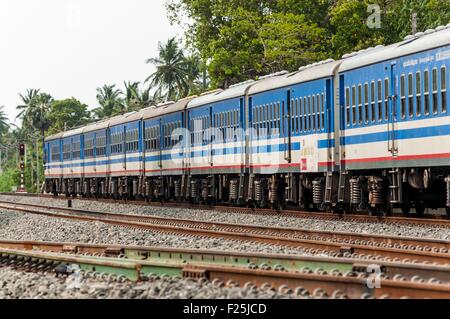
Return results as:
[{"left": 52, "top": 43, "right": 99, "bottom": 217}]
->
[
  {"left": 370, "top": 82, "right": 376, "bottom": 122},
  {"left": 303, "top": 96, "right": 309, "bottom": 132},
  {"left": 416, "top": 72, "right": 422, "bottom": 116},
  {"left": 352, "top": 86, "right": 356, "bottom": 125},
  {"left": 290, "top": 100, "right": 295, "bottom": 133},
  {"left": 377, "top": 81, "right": 383, "bottom": 122},
  {"left": 358, "top": 85, "right": 362, "bottom": 125},
  {"left": 311, "top": 95, "right": 316, "bottom": 131},
  {"left": 265, "top": 104, "right": 269, "bottom": 136},
  {"left": 307, "top": 96, "right": 312, "bottom": 131},
  {"left": 298, "top": 99, "right": 302, "bottom": 132},
  {"left": 400, "top": 75, "right": 406, "bottom": 119},
  {"left": 321, "top": 94, "right": 325, "bottom": 131},
  {"left": 345, "top": 87, "right": 350, "bottom": 126},
  {"left": 316, "top": 95, "right": 321, "bottom": 130},
  {"left": 432, "top": 68, "right": 438, "bottom": 114},
  {"left": 408, "top": 74, "right": 414, "bottom": 118},
  {"left": 384, "top": 79, "right": 389, "bottom": 121},
  {"left": 364, "top": 83, "right": 369, "bottom": 124},
  {"left": 424, "top": 70, "right": 430, "bottom": 115},
  {"left": 442, "top": 67, "right": 447, "bottom": 113},
  {"left": 275, "top": 102, "right": 281, "bottom": 134}
]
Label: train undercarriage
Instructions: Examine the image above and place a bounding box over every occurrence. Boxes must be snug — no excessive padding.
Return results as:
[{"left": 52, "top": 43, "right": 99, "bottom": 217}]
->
[{"left": 45, "top": 167, "right": 450, "bottom": 217}]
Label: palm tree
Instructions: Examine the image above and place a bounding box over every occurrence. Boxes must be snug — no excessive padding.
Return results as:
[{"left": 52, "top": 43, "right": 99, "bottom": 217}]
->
[
  {"left": 93, "top": 84, "right": 124, "bottom": 119},
  {"left": 16, "top": 90, "right": 52, "bottom": 140},
  {"left": 0, "top": 106, "right": 9, "bottom": 135},
  {"left": 16, "top": 89, "right": 40, "bottom": 120},
  {"left": 124, "top": 81, "right": 141, "bottom": 111},
  {"left": 145, "top": 38, "right": 189, "bottom": 101},
  {"left": 184, "top": 54, "right": 209, "bottom": 95},
  {"left": 124, "top": 81, "right": 156, "bottom": 111}
]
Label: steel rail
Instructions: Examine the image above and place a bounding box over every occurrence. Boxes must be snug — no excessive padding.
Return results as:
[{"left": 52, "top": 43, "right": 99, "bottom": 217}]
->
[
  {"left": 0, "top": 245, "right": 449, "bottom": 299},
  {"left": 2, "top": 192, "right": 449, "bottom": 228},
  {"left": 0, "top": 240, "right": 449, "bottom": 283},
  {"left": 0, "top": 202, "right": 449, "bottom": 265}
]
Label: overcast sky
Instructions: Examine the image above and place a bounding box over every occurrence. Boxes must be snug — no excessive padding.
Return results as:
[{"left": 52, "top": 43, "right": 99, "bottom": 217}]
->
[{"left": 0, "top": 0, "right": 180, "bottom": 124}]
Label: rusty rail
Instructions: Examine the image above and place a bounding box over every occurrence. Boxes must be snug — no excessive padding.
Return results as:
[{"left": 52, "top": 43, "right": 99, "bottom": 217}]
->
[{"left": 0, "top": 202, "right": 449, "bottom": 265}]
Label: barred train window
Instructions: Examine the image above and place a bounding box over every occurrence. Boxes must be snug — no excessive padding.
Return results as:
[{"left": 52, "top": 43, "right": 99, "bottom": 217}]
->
[
  {"left": 311, "top": 95, "right": 316, "bottom": 131},
  {"left": 416, "top": 72, "right": 422, "bottom": 116},
  {"left": 345, "top": 87, "right": 350, "bottom": 126},
  {"left": 377, "top": 81, "right": 382, "bottom": 121},
  {"left": 442, "top": 67, "right": 447, "bottom": 113},
  {"left": 424, "top": 70, "right": 430, "bottom": 115},
  {"left": 364, "top": 83, "right": 369, "bottom": 124},
  {"left": 370, "top": 82, "right": 376, "bottom": 122},
  {"left": 358, "top": 85, "right": 362, "bottom": 125},
  {"left": 352, "top": 86, "right": 356, "bottom": 125},
  {"left": 321, "top": 94, "right": 325, "bottom": 130},
  {"left": 432, "top": 68, "right": 438, "bottom": 114},
  {"left": 408, "top": 73, "right": 414, "bottom": 118},
  {"left": 400, "top": 75, "right": 406, "bottom": 119},
  {"left": 384, "top": 79, "right": 389, "bottom": 120}
]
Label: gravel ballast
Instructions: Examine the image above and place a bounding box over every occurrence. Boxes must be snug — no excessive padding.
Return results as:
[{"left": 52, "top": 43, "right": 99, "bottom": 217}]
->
[
  {"left": 0, "top": 194, "right": 448, "bottom": 240},
  {"left": 0, "top": 210, "right": 314, "bottom": 256},
  {"left": 0, "top": 267, "right": 303, "bottom": 299}
]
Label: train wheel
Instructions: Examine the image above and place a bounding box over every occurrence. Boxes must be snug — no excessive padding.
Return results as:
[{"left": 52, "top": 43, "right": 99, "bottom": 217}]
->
[
  {"left": 401, "top": 203, "right": 411, "bottom": 215},
  {"left": 415, "top": 203, "right": 426, "bottom": 216}
]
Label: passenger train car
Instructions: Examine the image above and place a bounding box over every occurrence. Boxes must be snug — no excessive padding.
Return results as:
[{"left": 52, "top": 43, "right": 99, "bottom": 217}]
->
[{"left": 44, "top": 25, "right": 450, "bottom": 215}]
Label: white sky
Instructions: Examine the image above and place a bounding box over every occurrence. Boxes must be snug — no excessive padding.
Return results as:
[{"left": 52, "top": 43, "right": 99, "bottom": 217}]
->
[{"left": 0, "top": 0, "right": 181, "bottom": 125}]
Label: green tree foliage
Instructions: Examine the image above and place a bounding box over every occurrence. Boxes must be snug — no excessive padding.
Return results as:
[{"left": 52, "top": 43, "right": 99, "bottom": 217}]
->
[
  {"left": 145, "top": 38, "right": 191, "bottom": 101},
  {"left": 16, "top": 89, "right": 53, "bottom": 137},
  {"left": 123, "top": 81, "right": 155, "bottom": 111},
  {"left": 167, "top": 0, "right": 450, "bottom": 86},
  {"left": 93, "top": 84, "right": 124, "bottom": 119},
  {"left": 0, "top": 106, "right": 9, "bottom": 136},
  {"left": 47, "top": 98, "right": 91, "bottom": 134}
]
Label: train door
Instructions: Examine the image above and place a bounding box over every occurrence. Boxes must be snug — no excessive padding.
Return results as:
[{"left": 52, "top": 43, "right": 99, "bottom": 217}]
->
[
  {"left": 388, "top": 62, "right": 399, "bottom": 157},
  {"left": 284, "top": 90, "right": 292, "bottom": 164}
]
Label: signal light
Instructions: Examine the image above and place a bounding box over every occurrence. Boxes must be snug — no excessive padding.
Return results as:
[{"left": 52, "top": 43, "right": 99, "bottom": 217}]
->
[
  {"left": 19, "top": 144, "right": 25, "bottom": 156},
  {"left": 20, "top": 163, "right": 25, "bottom": 170}
]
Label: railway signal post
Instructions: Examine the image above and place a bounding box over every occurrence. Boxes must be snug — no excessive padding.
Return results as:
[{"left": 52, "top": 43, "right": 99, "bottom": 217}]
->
[{"left": 17, "top": 143, "right": 27, "bottom": 193}]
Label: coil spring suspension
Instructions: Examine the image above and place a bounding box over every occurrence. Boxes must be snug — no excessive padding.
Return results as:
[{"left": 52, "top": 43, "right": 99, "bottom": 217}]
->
[
  {"left": 201, "top": 180, "right": 209, "bottom": 201},
  {"left": 312, "top": 178, "right": 324, "bottom": 205},
  {"left": 254, "top": 179, "right": 267, "bottom": 203},
  {"left": 269, "top": 177, "right": 280, "bottom": 204},
  {"left": 229, "top": 179, "right": 239, "bottom": 201},
  {"left": 174, "top": 180, "right": 182, "bottom": 198},
  {"left": 350, "top": 177, "right": 362, "bottom": 205},
  {"left": 368, "top": 177, "right": 384, "bottom": 206},
  {"left": 190, "top": 180, "right": 199, "bottom": 199}
]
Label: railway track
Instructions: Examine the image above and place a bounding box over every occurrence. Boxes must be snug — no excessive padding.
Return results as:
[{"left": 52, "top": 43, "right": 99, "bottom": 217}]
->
[
  {"left": 0, "top": 240, "right": 449, "bottom": 299},
  {"left": 3, "top": 192, "right": 449, "bottom": 228},
  {"left": 0, "top": 200, "right": 449, "bottom": 266}
]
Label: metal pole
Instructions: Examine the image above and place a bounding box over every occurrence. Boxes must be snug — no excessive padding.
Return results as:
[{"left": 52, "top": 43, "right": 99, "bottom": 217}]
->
[
  {"left": 36, "top": 136, "right": 40, "bottom": 191},
  {"left": 412, "top": 12, "right": 417, "bottom": 35}
]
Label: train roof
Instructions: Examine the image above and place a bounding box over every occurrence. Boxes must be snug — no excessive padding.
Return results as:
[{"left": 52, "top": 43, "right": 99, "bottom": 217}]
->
[
  {"left": 247, "top": 60, "right": 340, "bottom": 96},
  {"left": 108, "top": 111, "right": 142, "bottom": 127},
  {"left": 45, "top": 132, "right": 65, "bottom": 142},
  {"left": 188, "top": 81, "right": 255, "bottom": 109},
  {"left": 160, "top": 95, "right": 197, "bottom": 115},
  {"left": 82, "top": 118, "right": 112, "bottom": 134},
  {"left": 340, "top": 25, "right": 450, "bottom": 72},
  {"left": 62, "top": 127, "right": 84, "bottom": 139}
]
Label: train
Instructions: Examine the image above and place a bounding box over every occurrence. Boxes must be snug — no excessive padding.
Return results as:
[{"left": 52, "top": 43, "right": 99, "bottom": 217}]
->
[{"left": 44, "top": 25, "right": 450, "bottom": 216}]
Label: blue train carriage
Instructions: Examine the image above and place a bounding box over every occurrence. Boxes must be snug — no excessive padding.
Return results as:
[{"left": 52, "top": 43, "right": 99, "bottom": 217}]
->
[
  {"left": 80, "top": 118, "right": 110, "bottom": 197},
  {"left": 141, "top": 97, "right": 195, "bottom": 202},
  {"left": 59, "top": 127, "right": 84, "bottom": 196},
  {"left": 107, "top": 111, "right": 143, "bottom": 199},
  {"left": 186, "top": 82, "right": 252, "bottom": 205},
  {"left": 246, "top": 63, "right": 340, "bottom": 209},
  {"left": 44, "top": 132, "right": 64, "bottom": 194},
  {"left": 338, "top": 25, "right": 450, "bottom": 215}
]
